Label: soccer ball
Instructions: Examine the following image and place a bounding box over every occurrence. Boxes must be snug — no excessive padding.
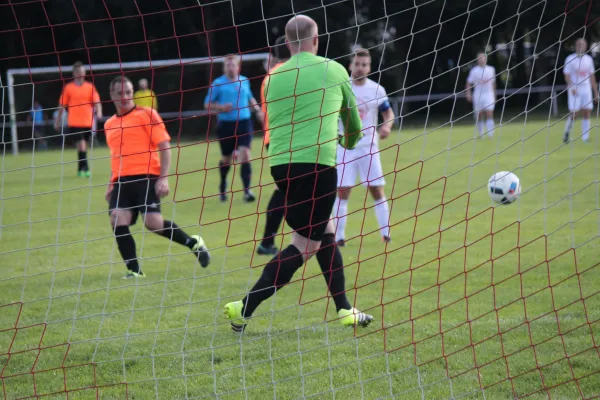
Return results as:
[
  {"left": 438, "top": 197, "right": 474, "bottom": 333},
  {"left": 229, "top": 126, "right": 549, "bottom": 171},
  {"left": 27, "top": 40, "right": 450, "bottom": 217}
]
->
[{"left": 487, "top": 171, "right": 521, "bottom": 204}]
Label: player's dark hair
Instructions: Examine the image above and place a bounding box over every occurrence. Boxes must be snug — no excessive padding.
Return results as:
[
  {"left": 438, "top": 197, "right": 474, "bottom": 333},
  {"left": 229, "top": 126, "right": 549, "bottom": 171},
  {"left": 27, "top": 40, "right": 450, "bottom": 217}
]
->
[
  {"left": 352, "top": 48, "right": 371, "bottom": 59},
  {"left": 273, "top": 36, "right": 291, "bottom": 61},
  {"left": 109, "top": 76, "right": 132, "bottom": 92}
]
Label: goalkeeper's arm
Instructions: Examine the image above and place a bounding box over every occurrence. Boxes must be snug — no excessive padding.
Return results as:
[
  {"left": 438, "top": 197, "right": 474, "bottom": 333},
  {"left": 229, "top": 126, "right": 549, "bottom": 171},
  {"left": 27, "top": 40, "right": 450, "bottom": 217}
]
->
[{"left": 339, "top": 75, "right": 363, "bottom": 150}]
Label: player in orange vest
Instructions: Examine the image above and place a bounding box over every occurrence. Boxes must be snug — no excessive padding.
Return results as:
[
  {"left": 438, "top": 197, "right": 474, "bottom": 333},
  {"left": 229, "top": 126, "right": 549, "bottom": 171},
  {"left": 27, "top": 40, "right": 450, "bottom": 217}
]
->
[
  {"left": 256, "top": 36, "right": 290, "bottom": 255},
  {"left": 56, "top": 61, "right": 102, "bottom": 177}
]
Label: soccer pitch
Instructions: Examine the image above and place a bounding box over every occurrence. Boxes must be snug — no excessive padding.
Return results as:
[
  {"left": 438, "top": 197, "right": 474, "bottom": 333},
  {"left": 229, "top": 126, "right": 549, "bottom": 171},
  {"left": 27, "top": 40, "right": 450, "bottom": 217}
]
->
[{"left": 1, "top": 121, "right": 599, "bottom": 399}]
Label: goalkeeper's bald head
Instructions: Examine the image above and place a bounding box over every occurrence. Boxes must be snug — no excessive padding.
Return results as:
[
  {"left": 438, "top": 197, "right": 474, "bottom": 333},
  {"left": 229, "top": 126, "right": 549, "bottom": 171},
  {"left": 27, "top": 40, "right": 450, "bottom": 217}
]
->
[{"left": 285, "top": 15, "right": 318, "bottom": 55}]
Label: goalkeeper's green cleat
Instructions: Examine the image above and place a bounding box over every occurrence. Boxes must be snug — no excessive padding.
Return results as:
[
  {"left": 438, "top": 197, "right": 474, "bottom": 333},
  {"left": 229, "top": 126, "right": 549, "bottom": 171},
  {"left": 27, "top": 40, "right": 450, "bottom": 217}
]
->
[
  {"left": 338, "top": 308, "right": 374, "bottom": 328},
  {"left": 223, "top": 300, "right": 247, "bottom": 332},
  {"left": 190, "top": 235, "right": 211, "bottom": 268},
  {"left": 123, "top": 270, "right": 145, "bottom": 280}
]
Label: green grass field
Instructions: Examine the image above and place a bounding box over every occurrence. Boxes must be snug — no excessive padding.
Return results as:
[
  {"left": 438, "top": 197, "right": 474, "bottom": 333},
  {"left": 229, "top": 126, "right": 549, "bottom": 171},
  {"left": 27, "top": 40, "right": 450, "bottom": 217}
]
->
[{"left": 1, "top": 121, "right": 599, "bottom": 400}]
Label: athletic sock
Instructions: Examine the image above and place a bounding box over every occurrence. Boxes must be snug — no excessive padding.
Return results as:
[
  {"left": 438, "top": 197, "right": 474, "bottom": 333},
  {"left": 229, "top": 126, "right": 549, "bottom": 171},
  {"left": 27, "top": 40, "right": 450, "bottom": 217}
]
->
[
  {"left": 564, "top": 116, "right": 574, "bottom": 136},
  {"left": 477, "top": 120, "right": 484, "bottom": 137},
  {"left": 333, "top": 198, "right": 348, "bottom": 242},
  {"left": 156, "top": 220, "right": 194, "bottom": 248},
  {"left": 373, "top": 197, "right": 390, "bottom": 238},
  {"left": 77, "top": 151, "right": 86, "bottom": 171},
  {"left": 316, "top": 233, "right": 352, "bottom": 312},
  {"left": 582, "top": 119, "right": 591, "bottom": 142},
  {"left": 219, "top": 160, "right": 230, "bottom": 194},
  {"left": 114, "top": 225, "right": 140, "bottom": 273},
  {"left": 241, "top": 162, "right": 252, "bottom": 193},
  {"left": 486, "top": 119, "right": 495, "bottom": 137},
  {"left": 261, "top": 189, "right": 285, "bottom": 248},
  {"left": 242, "top": 245, "right": 304, "bottom": 318}
]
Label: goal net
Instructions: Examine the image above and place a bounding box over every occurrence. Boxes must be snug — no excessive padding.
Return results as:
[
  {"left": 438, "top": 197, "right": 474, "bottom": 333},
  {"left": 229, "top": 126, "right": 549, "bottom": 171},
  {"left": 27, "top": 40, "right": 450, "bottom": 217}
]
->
[{"left": 1, "top": 0, "right": 599, "bottom": 399}]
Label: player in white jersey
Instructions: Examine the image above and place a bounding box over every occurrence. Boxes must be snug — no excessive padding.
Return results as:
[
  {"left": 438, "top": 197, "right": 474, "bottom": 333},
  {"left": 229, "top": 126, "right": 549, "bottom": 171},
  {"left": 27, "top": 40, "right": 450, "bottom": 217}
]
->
[
  {"left": 333, "top": 48, "right": 396, "bottom": 245},
  {"left": 562, "top": 38, "right": 598, "bottom": 143},
  {"left": 465, "top": 52, "right": 497, "bottom": 137}
]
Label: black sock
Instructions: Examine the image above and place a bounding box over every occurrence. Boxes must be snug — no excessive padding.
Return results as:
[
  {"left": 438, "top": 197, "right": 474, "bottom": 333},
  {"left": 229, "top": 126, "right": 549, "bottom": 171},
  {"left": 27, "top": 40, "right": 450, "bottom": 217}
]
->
[
  {"left": 242, "top": 245, "right": 304, "bottom": 318},
  {"left": 241, "top": 162, "right": 251, "bottom": 192},
  {"left": 261, "top": 189, "right": 285, "bottom": 248},
  {"left": 77, "top": 151, "right": 86, "bottom": 171},
  {"left": 316, "top": 233, "right": 352, "bottom": 312},
  {"left": 114, "top": 225, "right": 140, "bottom": 273},
  {"left": 156, "top": 220, "right": 194, "bottom": 248},
  {"left": 219, "top": 160, "right": 230, "bottom": 194}
]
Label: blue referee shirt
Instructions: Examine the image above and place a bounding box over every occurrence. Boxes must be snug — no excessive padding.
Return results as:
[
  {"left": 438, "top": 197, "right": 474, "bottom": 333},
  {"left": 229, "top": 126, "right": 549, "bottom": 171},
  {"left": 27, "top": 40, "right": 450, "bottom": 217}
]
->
[{"left": 204, "top": 75, "right": 253, "bottom": 122}]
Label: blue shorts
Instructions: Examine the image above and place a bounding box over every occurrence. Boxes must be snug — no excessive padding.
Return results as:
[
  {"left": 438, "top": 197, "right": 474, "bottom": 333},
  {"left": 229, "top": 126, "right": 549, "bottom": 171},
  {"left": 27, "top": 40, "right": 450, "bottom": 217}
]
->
[{"left": 217, "top": 119, "right": 253, "bottom": 156}]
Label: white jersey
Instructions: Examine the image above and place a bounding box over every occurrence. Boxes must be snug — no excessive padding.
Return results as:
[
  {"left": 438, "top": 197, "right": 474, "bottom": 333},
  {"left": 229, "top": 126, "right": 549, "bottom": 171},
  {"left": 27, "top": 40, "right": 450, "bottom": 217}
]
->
[
  {"left": 340, "top": 78, "right": 389, "bottom": 149},
  {"left": 563, "top": 53, "right": 595, "bottom": 92},
  {"left": 467, "top": 65, "right": 496, "bottom": 99}
]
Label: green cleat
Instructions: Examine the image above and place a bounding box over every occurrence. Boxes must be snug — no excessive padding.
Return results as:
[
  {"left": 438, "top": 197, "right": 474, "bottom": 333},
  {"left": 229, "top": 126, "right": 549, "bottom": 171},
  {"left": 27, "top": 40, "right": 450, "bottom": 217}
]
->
[
  {"left": 190, "top": 235, "right": 211, "bottom": 268},
  {"left": 123, "top": 270, "right": 145, "bottom": 279},
  {"left": 77, "top": 171, "right": 85, "bottom": 178},
  {"left": 83, "top": 170, "right": 91, "bottom": 178},
  {"left": 223, "top": 300, "right": 247, "bottom": 332},
  {"left": 338, "top": 308, "right": 374, "bottom": 328}
]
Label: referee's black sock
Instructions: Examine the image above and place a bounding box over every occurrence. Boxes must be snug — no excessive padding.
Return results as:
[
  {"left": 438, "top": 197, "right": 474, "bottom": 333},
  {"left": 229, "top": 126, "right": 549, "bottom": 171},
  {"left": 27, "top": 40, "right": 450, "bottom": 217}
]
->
[
  {"left": 157, "top": 220, "right": 194, "bottom": 249},
  {"left": 242, "top": 245, "right": 304, "bottom": 318},
  {"left": 261, "top": 189, "right": 285, "bottom": 248},
  {"left": 114, "top": 225, "right": 141, "bottom": 273},
  {"left": 77, "top": 151, "right": 87, "bottom": 171},
  {"left": 219, "top": 160, "right": 230, "bottom": 194},
  {"left": 316, "top": 233, "right": 352, "bottom": 312},
  {"left": 241, "top": 162, "right": 252, "bottom": 192}
]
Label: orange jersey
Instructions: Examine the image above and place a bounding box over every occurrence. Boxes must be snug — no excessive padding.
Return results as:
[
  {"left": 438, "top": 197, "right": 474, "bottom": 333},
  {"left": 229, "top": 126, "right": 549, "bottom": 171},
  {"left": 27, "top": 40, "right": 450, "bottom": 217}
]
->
[
  {"left": 104, "top": 107, "right": 171, "bottom": 181},
  {"left": 59, "top": 81, "right": 100, "bottom": 128},
  {"left": 260, "top": 62, "right": 284, "bottom": 145}
]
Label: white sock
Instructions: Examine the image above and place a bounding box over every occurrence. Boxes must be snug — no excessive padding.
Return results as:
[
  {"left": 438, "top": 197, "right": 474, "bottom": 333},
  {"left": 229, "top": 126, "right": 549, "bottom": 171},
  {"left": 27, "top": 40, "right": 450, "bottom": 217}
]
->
[
  {"left": 564, "top": 116, "right": 574, "bottom": 135},
  {"left": 333, "top": 198, "right": 348, "bottom": 241},
  {"left": 582, "top": 119, "right": 590, "bottom": 142},
  {"left": 477, "top": 121, "right": 484, "bottom": 136},
  {"left": 486, "top": 119, "right": 495, "bottom": 137},
  {"left": 373, "top": 197, "right": 390, "bottom": 239}
]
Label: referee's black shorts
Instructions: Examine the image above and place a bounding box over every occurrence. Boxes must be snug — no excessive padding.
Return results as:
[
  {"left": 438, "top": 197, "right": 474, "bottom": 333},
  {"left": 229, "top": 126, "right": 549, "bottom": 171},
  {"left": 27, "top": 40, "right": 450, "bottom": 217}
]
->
[{"left": 271, "top": 163, "right": 337, "bottom": 241}]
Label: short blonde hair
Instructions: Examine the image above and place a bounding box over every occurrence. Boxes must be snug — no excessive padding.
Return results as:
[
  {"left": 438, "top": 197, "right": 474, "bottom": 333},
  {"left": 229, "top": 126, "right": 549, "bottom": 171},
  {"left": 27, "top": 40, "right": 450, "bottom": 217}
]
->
[{"left": 224, "top": 54, "right": 241, "bottom": 63}]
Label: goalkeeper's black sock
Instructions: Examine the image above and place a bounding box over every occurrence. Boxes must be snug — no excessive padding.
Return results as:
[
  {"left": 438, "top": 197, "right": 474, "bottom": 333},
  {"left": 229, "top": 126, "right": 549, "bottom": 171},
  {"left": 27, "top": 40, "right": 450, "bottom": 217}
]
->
[
  {"left": 241, "top": 162, "right": 252, "bottom": 192},
  {"left": 114, "top": 225, "right": 140, "bottom": 273},
  {"left": 77, "top": 151, "right": 86, "bottom": 172},
  {"left": 219, "top": 160, "right": 230, "bottom": 194},
  {"left": 316, "top": 233, "right": 352, "bottom": 312},
  {"left": 242, "top": 245, "right": 304, "bottom": 318},
  {"left": 261, "top": 189, "right": 285, "bottom": 248},
  {"left": 156, "top": 220, "right": 194, "bottom": 249}
]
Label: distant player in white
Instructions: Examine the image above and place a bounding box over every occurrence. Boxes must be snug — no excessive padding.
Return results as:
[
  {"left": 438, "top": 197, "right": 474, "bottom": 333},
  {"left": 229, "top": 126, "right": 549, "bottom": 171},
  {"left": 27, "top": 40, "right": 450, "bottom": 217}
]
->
[
  {"left": 563, "top": 38, "right": 598, "bottom": 143},
  {"left": 333, "top": 48, "right": 396, "bottom": 245},
  {"left": 465, "top": 52, "right": 497, "bottom": 137}
]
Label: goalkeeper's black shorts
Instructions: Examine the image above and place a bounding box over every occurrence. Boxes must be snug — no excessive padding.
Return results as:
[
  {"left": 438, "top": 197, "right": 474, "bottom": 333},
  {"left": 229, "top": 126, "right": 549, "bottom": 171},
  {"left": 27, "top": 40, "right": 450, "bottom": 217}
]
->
[
  {"left": 108, "top": 174, "right": 161, "bottom": 226},
  {"left": 270, "top": 163, "right": 337, "bottom": 242}
]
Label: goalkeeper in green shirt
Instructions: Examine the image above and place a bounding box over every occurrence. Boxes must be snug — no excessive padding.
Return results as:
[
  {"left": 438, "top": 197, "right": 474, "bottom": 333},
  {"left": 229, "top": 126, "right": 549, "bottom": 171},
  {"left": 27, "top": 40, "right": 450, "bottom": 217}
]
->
[{"left": 224, "top": 15, "right": 374, "bottom": 331}]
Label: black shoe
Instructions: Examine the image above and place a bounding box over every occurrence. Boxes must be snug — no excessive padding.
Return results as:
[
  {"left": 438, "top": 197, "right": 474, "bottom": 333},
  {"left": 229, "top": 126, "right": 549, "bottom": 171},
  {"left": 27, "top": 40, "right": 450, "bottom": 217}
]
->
[
  {"left": 219, "top": 193, "right": 228, "bottom": 203},
  {"left": 563, "top": 132, "right": 569, "bottom": 144},
  {"left": 383, "top": 236, "right": 391, "bottom": 244},
  {"left": 257, "top": 244, "right": 278, "bottom": 255},
  {"left": 336, "top": 239, "right": 345, "bottom": 247},
  {"left": 190, "top": 235, "right": 211, "bottom": 268},
  {"left": 243, "top": 190, "right": 256, "bottom": 203}
]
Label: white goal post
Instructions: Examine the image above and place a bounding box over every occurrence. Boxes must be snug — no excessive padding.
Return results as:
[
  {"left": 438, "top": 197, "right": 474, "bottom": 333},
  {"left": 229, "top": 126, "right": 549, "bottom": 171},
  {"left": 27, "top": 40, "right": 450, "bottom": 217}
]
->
[{"left": 6, "top": 53, "right": 271, "bottom": 155}]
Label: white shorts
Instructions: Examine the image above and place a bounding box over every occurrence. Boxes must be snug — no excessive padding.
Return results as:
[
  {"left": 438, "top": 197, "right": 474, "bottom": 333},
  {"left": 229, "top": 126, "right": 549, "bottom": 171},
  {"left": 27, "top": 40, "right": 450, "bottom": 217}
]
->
[
  {"left": 336, "top": 145, "right": 386, "bottom": 188},
  {"left": 568, "top": 89, "right": 593, "bottom": 112},
  {"left": 473, "top": 94, "right": 495, "bottom": 112}
]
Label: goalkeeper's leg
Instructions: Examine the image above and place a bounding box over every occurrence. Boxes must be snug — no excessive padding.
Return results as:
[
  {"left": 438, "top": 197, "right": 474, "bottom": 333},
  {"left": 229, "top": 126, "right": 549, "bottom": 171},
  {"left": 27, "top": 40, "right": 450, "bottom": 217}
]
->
[
  {"left": 257, "top": 188, "right": 285, "bottom": 255},
  {"left": 110, "top": 210, "right": 143, "bottom": 278}
]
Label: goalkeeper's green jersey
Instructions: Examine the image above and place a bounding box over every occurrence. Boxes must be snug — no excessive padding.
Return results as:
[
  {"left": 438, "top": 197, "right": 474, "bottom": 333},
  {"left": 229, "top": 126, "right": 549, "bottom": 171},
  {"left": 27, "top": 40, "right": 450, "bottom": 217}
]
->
[{"left": 264, "top": 51, "right": 363, "bottom": 167}]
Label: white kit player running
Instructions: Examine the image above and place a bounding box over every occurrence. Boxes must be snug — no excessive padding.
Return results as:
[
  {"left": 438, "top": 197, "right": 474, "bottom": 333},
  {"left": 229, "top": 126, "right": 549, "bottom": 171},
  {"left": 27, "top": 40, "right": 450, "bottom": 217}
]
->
[
  {"left": 466, "top": 52, "right": 497, "bottom": 137},
  {"left": 563, "top": 38, "right": 599, "bottom": 143},
  {"left": 333, "top": 48, "right": 396, "bottom": 246}
]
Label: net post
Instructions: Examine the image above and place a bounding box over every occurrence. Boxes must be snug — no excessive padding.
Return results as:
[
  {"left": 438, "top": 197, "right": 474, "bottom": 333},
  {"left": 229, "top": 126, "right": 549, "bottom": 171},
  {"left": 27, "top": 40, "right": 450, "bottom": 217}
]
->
[{"left": 7, "top": 70, "right": 18, "bottom": 155}]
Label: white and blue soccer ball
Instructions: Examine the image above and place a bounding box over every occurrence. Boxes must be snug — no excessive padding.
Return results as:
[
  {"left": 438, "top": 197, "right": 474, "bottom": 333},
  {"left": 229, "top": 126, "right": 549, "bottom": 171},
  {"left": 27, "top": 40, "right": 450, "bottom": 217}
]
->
[{"left": 487, "top": 171, "right": 521, "bottom": 204}]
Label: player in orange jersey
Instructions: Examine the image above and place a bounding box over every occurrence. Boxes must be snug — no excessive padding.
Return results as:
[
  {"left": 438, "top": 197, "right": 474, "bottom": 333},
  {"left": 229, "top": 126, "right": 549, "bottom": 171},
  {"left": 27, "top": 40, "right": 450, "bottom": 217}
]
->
[
  {"left": 256, "top": 36, "right": 290, "bottom": 256},
  {"left": 104, "top": 76, "right": 210, "bottom": 279},
  {"left": 56, "top": 61, "right": 103, "bottom": 177}
]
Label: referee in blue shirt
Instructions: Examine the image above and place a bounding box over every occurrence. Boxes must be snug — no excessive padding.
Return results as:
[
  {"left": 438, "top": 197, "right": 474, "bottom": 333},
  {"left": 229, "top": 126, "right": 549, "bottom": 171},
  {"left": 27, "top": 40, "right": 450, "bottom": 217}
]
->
[{"left": 205, "top": 54, "right": 263, "bottom": 203}]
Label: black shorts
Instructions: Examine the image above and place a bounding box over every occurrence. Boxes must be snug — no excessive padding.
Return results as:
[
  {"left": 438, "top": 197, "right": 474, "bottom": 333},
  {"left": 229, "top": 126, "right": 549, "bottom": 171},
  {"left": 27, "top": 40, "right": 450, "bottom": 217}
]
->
[
  {"left": 108, "top": 175, "right": 161, "bottom": 226},
  {"left": 217, "top": 119, "right": 253, "bottom": 156},
  {"left": 66, "top": 127, "right": 92, "bottom": 143},
  {"left": 271, "top": 163, "right": 337, "bottom": 241}
]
